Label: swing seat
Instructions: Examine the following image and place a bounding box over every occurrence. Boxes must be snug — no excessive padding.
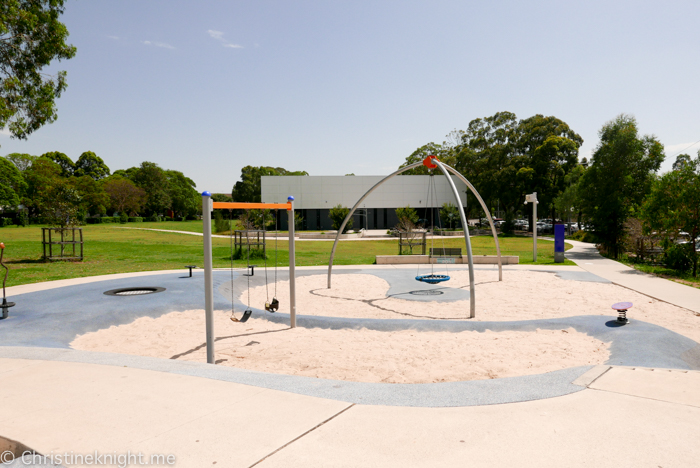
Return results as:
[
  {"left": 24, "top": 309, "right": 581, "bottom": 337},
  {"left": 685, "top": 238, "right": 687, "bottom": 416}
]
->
[
  {"left": 415, "top": 274, "right": 450, "bottom": 284},
  {"left": 231, "top": 309, "right": 252, "bottom": 323},
  {"left": 265, "top": 298, "right": 279, "bottom": 312}
]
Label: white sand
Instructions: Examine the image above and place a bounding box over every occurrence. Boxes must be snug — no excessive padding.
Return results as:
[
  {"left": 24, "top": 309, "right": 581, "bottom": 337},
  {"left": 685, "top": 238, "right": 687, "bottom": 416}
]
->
[
  {"left": 243, "top": 270, "right": 700, "bottom": 343},
  {"left": 71, "top": 269, "right": 699, "bottom": 384},
  {"left": 71, "top": 310, "right": 608, "bottom": 383}
]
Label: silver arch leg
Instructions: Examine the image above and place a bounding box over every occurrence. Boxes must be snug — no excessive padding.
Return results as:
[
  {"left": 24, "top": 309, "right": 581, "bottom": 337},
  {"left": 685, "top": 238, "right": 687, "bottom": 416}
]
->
[
  {"left": 327, "top": 161, "right": 423, "bottom": 288},
  {"left": 442, "top": 164, "right": 502, "bottom": 281},
  {"left": 433, "top": 159, "right": 475, "bottom": 318}
]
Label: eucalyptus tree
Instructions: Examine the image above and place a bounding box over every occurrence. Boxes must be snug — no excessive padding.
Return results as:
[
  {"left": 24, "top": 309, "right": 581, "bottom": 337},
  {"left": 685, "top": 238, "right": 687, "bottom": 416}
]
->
[{"left": 581, "top": 114, "right": 664, "bottom": 258}]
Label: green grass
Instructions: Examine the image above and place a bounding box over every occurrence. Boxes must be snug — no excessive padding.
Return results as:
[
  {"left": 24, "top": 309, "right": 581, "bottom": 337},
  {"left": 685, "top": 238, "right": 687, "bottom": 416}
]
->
[{"left": 0, "top": 224, "right": 573, "bottom": 287}]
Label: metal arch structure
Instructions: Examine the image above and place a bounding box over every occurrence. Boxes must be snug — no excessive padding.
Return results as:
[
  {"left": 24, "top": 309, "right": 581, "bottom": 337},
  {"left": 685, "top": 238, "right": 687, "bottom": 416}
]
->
[{"left": 327, "top": 157, "right": 503, "bottom": 319}]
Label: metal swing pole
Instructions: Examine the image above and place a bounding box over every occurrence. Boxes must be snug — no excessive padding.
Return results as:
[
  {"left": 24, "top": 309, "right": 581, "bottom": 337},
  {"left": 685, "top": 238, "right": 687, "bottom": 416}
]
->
[
  {"left": 202, "top": 191, "right": 215, "bottom": 364},
  {"left": 287, "top": 196, "right": 296, "bottom": 328}
]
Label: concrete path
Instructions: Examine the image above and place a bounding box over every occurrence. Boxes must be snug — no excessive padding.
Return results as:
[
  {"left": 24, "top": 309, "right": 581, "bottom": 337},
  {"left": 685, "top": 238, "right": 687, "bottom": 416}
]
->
[
  {"left": 565, "top": 239, "right": 700, "bottom": 314},
  {"left": 1, "top": 357, "right": 698, "bottom": 467}
]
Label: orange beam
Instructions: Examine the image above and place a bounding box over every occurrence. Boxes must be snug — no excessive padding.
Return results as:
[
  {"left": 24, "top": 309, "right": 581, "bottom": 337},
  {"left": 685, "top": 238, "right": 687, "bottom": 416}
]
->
[{"left": 212, "top": 201, "right": 292, "bottom": 211}]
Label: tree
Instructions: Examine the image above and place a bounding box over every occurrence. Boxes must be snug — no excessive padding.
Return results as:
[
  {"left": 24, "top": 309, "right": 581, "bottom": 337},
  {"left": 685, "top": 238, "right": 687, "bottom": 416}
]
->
[
  {"left": 399, "top": 142, "right": 453, "bottom": 175},
  {"left": 4, "top": 152, "right": 36, "bottom": 171},
  {"left": 516, "top": 115, "right": 583, "bottom": 224},
  {"left": 40, "top": 178, "right": 80, "bottom": 228},
  {"left": 103, "top": 176, "right": 145, "bottom": 215},
  {"left": 21, "top": 156, "right": 61, "bottom": 216},
  {"left": 166, "top": 170, "right": 199, "bottom": 218},
  {"left": 41, "top": 150, "right": 73, "bottom": 177},
  {"left": 0, "top": 155, "right": 26, "bottom": 207},
  {"left": 439, "top": 202, "right": 459, "bottom": 229},
  {"left": 580, "top": 114, "right": 664, "bottom": 258},
  {"left": 553, "top": 163, "right": 587, "bottom": 229},
  {"left": 126, "top": 161, "right": 171, "bottom": 216},
  {"left": 0, "top": 0, "right": 76, "bottom": 140},
  {"left": 329, "top": 204, "right": 353, "bottom": 232},
  {"left": 454, "top": 111, "right": 525, "bottom": 225},
  {"left": 232, "top": 166, "right": 308, "bottom": 203},
  {"left": 74, "top": 151, "right": 110, "bottom": 180},
  {"left": 72, "top": 175, "right": 108, "bottom": 216},
  {"left": 641, "top": 151, "right": 700, "bottom": 276}
]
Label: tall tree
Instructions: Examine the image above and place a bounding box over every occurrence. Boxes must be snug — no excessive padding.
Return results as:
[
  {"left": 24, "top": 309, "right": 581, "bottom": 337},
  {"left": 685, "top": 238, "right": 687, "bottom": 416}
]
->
[
  {"left": 641, "top": 151, "right": 700, "bottom": 276},
  {"left": 103, "top": 176, "right": 145, "bottom": 215},
  {"left": 454, "top": 111, "right": 525, "bottom": 223},
  {"left": 165, "top": 170, "right": 199, "bottom": 217},
  {"left": 72, "top": 174, "right": 108, "bottom": 216},
  {"left": 41, "top": 150, "right": 73, "bottom": 177},
  {"left": 0, "top": 155, "right": 26, "bottom": 207},
  {"left": 232, "top": 166, "right": 308, "bottom": 203},
  {"left": 126, "top": 161, "right": 171, "bottom": 216},
  {"left": 21, "top": 156, "right": 61, "bottom": 216},
  {"left": 74, "top": 151, "right": 110, "bottom": 180},
  {"left": 4, "top": 152, "right": 36, "bottom": 171},
  {"left": 580, "top": 114, "right": 664, "bottom": 258},
  {"left": 0, "top": 0, "right": 76, "bottom": 140},
  {"left": 516, "top": 115, "right": 583, "bottom": 224}
]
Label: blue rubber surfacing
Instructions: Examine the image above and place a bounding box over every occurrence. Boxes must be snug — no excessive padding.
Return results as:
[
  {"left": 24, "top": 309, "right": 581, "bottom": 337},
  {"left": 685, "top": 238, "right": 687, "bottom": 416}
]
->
[{"left": 0, "top": 267, "right": 697, "bottom": 407}]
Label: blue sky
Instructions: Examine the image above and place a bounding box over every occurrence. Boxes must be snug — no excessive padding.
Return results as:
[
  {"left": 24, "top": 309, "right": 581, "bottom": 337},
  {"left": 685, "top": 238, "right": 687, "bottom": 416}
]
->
[{"left": 2, "top": 0, "right": 699, "bottom": 192}]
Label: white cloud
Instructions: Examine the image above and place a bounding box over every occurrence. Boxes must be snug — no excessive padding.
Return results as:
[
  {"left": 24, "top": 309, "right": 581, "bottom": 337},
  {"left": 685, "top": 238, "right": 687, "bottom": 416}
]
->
[
  {"left": 0, "top": 127, "right": 11, "bottom": 137},
  {"left": 665, "top": 141, "right": 700, "bottom": 156},
  {"left": 142, "top": 40, "right": 175, "bottom": 50},
  {"left": 207, "top": 29, "right": 243, "bottom": 49},
  {"left": 207, "top": 30, "right": 224, "bottom": 40}
]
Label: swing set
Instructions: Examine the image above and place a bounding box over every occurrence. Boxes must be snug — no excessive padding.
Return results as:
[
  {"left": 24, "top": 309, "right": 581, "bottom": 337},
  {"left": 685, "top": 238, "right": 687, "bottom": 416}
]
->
[
  {"left": 202, "top": 192, "right": 297, "bottom": 365},
  {"left": 327, "top": 155, "right": 503, "bottom": 319}
]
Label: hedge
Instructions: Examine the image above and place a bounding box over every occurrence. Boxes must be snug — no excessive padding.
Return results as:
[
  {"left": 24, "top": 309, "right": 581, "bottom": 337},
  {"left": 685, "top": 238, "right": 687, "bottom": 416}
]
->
[{"left": 128, "top": 217, "right": 143, "bottom": 222}]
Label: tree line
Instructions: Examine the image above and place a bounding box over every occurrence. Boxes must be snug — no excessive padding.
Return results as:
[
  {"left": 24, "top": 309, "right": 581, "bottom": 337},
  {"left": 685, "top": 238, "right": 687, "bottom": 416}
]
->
[{"left": 0, "top": 152, "right": 200, "bottom": 226}]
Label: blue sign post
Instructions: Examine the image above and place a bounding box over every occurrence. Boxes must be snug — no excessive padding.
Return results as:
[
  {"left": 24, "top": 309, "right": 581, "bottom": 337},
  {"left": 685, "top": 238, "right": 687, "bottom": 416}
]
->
[{"left": 554, "top": 224, "right": 565, "bottom": 263}]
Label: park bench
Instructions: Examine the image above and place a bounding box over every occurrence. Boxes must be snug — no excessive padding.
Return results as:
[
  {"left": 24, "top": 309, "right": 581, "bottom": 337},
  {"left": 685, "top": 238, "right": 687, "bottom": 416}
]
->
[{"left": 429, "top": 247, "right": 462, "bottom": 257}]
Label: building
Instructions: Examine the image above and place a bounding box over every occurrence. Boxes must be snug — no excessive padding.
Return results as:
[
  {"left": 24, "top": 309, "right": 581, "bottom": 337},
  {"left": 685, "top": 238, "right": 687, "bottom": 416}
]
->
[{"left": 261, "top": 175, "right": 467, "bottom": 230}]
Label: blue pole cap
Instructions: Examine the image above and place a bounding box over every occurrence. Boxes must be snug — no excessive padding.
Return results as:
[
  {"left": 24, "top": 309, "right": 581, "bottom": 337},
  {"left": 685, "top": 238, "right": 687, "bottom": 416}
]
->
[
  {"left": 202, "top": 191, "right": 211, "bottom": 197},
  {"left": 287, "top": 196, "right": 295, "bottom": 201}
]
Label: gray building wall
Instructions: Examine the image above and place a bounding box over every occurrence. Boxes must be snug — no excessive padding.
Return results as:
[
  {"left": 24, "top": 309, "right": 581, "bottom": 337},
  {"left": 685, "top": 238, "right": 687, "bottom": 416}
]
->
[{"left": 262, "top": 175, "right": 467, "bottom": 231}]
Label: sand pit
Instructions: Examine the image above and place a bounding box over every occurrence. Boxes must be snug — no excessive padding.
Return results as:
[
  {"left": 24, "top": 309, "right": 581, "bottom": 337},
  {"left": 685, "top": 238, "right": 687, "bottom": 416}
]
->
[
  {"left": 71, "top": 311, "right": 609, "bottom": 383},
  {"left": 243, "top": 270, "right": 700, "bottom": 342},
  {"left": 70, "top": 268, "right": 700, "bottom": 384}
]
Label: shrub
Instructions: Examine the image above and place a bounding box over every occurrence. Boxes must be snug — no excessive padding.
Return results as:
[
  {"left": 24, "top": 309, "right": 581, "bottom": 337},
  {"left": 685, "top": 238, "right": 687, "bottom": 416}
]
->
[
  {"left": 186, "top": 214, "right": 198, "bottom": 220},
  {"left": 147, "top": 215, "right": 161, "bottom": 222},
  {"left": 571, "top": 230, "right": 597, "bottom": 243},
  {"left": 232, "top": 247, "right": 267, "bottom": 260},
  {"left": 128, "top": 217, "right": 143, "bottom": 222},
  {"left": 664, "top": 244, "right": 692, "bottom": 273},
  {"left": 119, "top": 213, "right": 128, "bottom": 224},
  {"left": 329, "top": 204, "right": 353, "bottom": 233},
  {"left": 16, "top": 212, "right": 28, "bottom": 227}
]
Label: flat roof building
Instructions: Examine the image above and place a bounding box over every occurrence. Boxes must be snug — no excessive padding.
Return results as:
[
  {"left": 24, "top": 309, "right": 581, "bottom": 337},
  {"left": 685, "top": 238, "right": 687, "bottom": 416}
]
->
[{"left": 261, "top": 175, "right": 467, "bottom": 230}]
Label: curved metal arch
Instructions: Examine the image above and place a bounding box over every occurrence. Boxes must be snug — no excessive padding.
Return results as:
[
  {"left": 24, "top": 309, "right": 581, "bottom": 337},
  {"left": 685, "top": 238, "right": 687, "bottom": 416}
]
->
[
  {"left": 326, "top": 160, "right": 502, "bottom": 318},
  {"left": 441, "top": 163, "right": 502, "bottom": 281}
]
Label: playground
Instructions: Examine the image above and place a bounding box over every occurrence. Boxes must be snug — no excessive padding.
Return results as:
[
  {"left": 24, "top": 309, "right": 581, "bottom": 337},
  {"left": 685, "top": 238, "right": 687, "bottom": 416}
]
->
[{"left": 1, "top": 158, "right": 699, "bottom": 466}]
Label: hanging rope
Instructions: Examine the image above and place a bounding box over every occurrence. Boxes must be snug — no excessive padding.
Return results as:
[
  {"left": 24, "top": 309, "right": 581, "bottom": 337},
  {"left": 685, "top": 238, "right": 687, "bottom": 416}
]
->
[{"left": 229, "top": 210, "right": 236, "bottom": 318}]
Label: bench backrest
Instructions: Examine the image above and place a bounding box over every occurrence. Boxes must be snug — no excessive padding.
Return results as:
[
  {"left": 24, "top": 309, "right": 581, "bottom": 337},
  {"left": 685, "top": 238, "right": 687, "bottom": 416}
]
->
[{"left": 430, "top": 247, "right": 462, "bottom": 257}]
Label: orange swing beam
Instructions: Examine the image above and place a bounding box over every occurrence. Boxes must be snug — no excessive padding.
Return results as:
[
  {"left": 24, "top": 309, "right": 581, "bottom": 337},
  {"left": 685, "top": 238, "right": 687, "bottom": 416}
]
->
[{"left": 212, "top": 201, "right": 293, "bottom": 211}]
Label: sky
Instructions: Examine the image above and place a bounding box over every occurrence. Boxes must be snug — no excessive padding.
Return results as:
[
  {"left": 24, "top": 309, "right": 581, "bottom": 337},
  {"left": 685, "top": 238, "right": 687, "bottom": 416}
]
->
[{"left": 2, "top": 0, "right": 699, "bottom": 193}]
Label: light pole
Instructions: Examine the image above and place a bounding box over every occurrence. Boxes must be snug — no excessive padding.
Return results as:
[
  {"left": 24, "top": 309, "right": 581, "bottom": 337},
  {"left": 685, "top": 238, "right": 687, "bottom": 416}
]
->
[{"left": 524, "top": 192, "right": 538, "bottom": 262}]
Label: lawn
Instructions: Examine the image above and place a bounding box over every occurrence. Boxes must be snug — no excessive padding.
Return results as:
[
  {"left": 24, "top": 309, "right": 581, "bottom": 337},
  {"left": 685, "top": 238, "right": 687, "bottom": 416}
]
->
[{"left": 0, "top": 223, "right": 574, "bottom": 287}]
